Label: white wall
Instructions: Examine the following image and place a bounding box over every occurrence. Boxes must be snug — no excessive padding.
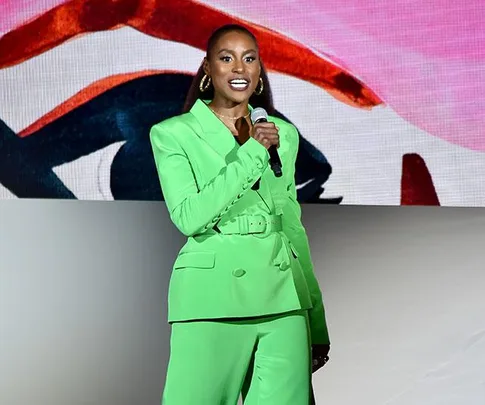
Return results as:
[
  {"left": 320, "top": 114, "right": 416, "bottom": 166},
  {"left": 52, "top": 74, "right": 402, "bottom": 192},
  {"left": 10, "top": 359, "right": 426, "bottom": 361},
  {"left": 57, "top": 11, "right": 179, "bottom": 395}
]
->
[{"left": 1, "top": 202, "right": 484, "bottom": 404}]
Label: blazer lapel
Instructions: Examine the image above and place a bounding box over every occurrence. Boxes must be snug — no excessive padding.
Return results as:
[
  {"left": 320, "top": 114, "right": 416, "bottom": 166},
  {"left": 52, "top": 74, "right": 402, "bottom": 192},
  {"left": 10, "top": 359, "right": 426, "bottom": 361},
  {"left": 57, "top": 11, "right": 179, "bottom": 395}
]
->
[
  {"left": 189, "top": 99, "right": 239, "bottom": 163},
  {"left": 189, "top": 99, "right": 276, "bottom": 210}
]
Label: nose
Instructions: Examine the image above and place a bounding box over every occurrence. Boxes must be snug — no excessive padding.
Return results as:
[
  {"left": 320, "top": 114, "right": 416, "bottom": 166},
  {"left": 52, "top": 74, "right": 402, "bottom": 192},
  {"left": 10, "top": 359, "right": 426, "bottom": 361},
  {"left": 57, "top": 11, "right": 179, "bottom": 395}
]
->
[{"left": 232, "top": 59, "right": 244, "bottom": 73}]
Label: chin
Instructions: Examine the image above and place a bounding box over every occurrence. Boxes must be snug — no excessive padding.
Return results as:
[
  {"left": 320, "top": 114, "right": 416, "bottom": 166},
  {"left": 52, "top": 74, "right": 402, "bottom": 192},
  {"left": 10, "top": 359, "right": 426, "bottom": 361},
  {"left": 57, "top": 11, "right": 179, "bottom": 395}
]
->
[
  {"left": 228, "top": 94, "right": 252, "bottom": 105},
  {"left": 222, "top": 88, "right": 253, "bottom": 103}
]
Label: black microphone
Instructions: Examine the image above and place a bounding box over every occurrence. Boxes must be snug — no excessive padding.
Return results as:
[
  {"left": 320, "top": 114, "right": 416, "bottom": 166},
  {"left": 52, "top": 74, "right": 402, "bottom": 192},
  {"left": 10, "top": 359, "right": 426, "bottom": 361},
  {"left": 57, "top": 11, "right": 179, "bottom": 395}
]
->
[{"left": 250, "top": 107, "right": 283, "bottom": 177}]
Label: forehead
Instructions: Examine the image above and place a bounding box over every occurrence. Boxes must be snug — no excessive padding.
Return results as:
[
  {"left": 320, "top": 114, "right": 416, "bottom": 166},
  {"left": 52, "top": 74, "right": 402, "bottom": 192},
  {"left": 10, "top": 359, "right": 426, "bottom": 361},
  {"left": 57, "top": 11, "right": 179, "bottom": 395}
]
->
[{"left": 212, "top": 30, "right": 258, "bottom": 52}]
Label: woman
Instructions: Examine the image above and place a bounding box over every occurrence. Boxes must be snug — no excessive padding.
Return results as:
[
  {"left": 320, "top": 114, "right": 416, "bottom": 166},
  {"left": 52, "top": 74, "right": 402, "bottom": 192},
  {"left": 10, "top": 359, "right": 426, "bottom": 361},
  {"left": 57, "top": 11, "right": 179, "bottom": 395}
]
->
[{"left": 150, "top": 24, "right": 330, "bottom": 404}]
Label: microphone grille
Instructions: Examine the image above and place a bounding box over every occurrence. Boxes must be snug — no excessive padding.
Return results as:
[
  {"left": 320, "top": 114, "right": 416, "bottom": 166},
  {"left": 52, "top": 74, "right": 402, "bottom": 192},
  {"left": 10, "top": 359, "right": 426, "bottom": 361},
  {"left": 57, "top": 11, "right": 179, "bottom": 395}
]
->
[{"left": 250, "top": 107, "right": 268, "bottom": 124}]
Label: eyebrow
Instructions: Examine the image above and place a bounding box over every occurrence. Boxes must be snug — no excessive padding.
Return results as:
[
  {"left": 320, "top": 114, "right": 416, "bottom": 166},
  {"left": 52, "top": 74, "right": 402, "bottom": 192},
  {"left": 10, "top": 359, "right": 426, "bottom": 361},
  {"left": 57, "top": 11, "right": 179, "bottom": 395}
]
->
[{"left": 217, "top": 48, "right": 258, "bottom": 55}]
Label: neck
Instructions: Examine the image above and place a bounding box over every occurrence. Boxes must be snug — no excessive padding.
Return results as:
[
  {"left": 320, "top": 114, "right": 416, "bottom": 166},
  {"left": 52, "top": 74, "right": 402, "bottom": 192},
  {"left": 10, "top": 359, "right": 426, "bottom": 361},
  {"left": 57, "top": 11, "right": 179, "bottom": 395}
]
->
[{"left": 209, "top": 97, "right": 249, "bottom": 119}]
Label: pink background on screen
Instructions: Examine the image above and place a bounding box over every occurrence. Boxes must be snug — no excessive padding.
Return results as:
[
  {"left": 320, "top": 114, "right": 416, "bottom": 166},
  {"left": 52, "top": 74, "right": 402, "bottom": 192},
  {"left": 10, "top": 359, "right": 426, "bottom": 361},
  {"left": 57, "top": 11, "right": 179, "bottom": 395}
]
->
[{"left": 208, "top": 0, "right": 485, "bottom": 151}]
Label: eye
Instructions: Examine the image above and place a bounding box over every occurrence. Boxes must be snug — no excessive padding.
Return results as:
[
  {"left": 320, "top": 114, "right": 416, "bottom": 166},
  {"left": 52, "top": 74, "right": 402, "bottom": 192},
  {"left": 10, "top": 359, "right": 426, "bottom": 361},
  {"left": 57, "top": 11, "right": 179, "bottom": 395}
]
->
[
  {"left": 245, "top": 56, "right": 256, "bottom": 63},
  {"left": 219, "top": 55, "right": 232, "bottom": 62}
]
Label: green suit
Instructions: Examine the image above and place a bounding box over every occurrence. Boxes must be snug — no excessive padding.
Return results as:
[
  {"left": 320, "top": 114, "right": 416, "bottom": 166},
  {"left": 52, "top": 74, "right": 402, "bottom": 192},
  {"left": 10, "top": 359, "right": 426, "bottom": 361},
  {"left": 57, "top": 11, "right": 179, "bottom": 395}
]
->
[{"left": 150, "top": 99, "right": 329, "bottom": 404}]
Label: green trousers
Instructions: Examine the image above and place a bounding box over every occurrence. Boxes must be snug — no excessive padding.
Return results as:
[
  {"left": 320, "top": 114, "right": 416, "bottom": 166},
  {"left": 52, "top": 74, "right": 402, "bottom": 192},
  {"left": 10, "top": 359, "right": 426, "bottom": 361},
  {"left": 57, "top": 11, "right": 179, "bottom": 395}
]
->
[{"left": 162, "top": 310, "right": 311, "bottom": 405}]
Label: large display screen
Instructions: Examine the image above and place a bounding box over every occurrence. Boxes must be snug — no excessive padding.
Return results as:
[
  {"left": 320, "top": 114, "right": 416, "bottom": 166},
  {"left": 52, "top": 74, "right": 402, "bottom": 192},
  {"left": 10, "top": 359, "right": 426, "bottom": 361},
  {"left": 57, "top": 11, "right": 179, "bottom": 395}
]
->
[{"left": 1, "top": 0, "right": 484, "bottom": 206}]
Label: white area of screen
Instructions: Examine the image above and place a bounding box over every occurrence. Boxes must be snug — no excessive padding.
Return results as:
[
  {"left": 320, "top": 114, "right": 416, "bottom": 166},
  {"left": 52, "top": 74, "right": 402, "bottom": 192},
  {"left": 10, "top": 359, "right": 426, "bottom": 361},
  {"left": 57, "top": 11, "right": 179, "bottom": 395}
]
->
[{"left": 1, "top": 27, "right": 484, "bottom": 205}]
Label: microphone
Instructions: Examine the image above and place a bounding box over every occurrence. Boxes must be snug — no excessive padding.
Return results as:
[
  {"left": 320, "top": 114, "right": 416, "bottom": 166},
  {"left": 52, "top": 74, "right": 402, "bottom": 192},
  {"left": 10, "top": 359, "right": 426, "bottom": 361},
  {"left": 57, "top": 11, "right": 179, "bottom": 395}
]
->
[{"left": 250, "top": 108, "right": 283, "bottom": 177}]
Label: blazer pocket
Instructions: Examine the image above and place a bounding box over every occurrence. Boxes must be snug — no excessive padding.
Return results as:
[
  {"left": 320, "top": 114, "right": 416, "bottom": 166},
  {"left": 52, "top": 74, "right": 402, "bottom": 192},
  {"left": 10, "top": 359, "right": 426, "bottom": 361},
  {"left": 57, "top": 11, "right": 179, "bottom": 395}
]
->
[{"left": 173, "top": 251, "right": 216, "bottom": 270}]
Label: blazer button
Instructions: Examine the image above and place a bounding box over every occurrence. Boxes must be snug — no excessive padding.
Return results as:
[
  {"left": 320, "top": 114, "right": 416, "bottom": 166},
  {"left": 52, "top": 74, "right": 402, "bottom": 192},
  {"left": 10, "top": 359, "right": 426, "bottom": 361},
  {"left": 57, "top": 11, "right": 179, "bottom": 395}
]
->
[
  {"left": 242, "top": 183, "right": 248, "bottom": 190},
  {"left": 257, "top": 163, "right": 263, "bottom": 169},
  {"left": 232, "top": 268, "right": 246, "bottom": 277}
]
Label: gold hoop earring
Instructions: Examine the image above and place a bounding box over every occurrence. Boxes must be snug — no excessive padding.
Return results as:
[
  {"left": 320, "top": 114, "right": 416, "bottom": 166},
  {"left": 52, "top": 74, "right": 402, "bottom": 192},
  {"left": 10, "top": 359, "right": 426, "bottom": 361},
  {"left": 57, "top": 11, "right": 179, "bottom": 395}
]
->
[
  {"left": 254, "top": 77, "right": 264, "bottom": 95},
  {"left": 199, "top": 74, "right": 211, "bottom": 92}
]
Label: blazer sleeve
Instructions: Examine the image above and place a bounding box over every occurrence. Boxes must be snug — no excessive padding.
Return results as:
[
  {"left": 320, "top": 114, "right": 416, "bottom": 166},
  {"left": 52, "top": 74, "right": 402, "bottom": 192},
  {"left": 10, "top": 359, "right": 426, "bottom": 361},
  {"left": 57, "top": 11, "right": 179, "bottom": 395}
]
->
[
  {"left": 281, "top": 124, "right": 330, "bottom": 345},
  {"left": 150, "top": 121, "right": 270, "bottom": 237}
]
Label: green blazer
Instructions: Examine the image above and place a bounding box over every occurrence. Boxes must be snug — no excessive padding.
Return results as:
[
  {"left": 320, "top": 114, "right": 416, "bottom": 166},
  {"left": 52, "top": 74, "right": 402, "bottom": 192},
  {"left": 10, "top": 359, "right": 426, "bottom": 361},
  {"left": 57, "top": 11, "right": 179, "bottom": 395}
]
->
[{"left": 150, "top": 99, "right": 329, "bottom": 345}]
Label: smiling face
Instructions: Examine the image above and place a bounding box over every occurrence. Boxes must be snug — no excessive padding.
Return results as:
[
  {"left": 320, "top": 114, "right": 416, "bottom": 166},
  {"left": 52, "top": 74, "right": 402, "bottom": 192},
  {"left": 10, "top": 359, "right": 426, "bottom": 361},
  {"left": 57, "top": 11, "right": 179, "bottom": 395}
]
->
[{"left": 204, "top": 30, "right": 261, "bottom": 107}]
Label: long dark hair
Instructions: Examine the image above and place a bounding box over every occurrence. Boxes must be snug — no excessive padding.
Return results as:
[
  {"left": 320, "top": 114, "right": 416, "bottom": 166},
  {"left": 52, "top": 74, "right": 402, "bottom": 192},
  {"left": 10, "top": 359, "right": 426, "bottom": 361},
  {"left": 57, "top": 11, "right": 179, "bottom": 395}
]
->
[{"left": 183, "top": 24, "right": 274, "bottom": 114}]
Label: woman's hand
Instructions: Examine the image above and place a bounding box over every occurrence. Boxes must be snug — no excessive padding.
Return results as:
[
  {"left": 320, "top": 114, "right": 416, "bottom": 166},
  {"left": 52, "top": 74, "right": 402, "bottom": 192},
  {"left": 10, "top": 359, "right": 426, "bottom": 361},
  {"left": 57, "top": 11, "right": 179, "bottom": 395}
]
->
[
  {"left": 311, "top": 344, "right": 330, "bottom": 373},
  {"left": 251, "top": 122, "right": 280, "bottom": 150}
]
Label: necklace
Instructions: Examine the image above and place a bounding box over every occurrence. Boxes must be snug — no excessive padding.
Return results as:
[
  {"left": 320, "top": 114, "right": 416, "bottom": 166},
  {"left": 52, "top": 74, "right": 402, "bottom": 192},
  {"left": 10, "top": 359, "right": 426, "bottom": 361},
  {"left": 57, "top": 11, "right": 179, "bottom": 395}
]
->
[{"left": 210, "top": 107, "right": 250, "bottom": 120}]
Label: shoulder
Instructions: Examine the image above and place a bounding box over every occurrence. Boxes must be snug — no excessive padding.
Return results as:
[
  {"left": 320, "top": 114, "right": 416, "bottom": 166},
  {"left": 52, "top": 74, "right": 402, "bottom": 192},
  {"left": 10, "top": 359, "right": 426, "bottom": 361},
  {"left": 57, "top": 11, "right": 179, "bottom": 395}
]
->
[
  {"left": 151, "top": 112, "right": 197, "bottom": 134},
  {"left": 150, "top": 112, "right": 200, "bottom": 146}
]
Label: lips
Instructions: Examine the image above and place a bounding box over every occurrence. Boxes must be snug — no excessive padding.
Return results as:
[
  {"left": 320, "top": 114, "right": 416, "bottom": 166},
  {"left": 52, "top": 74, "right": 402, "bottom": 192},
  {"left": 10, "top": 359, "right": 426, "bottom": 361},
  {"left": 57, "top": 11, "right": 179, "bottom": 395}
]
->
[{"left": 228, "top": 78, "right": 250, "bottom": 91}]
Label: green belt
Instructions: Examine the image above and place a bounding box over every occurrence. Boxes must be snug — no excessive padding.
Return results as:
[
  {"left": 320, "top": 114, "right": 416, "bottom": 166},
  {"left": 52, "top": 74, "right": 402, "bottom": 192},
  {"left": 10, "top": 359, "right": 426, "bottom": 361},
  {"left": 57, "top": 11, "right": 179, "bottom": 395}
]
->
[{"left": 216, "top": 214, "right": 283, "bottom": 235}]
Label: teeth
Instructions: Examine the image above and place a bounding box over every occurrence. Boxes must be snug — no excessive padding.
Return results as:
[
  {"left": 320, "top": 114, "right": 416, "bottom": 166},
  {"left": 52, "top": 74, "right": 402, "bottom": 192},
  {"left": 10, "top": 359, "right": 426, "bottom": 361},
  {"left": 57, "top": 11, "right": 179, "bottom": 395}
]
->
[{"left": 229, "top": 79, "right": 249, "bottom": 89}]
